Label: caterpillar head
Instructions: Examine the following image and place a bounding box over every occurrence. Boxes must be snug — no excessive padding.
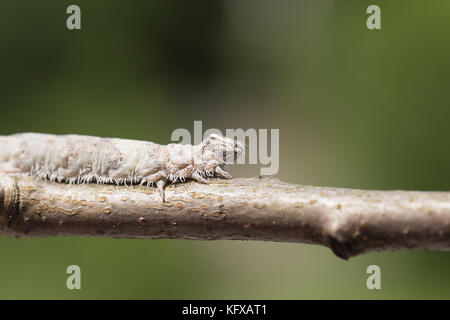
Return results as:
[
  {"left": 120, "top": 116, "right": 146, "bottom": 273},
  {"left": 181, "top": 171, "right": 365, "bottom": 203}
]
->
[{"left": 201, "top": 133, "right": 244, "bottom": 165}]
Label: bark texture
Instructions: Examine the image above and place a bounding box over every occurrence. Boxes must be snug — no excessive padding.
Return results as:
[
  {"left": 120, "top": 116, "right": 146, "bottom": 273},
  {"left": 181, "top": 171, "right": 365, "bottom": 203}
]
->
[{"left": 1, "top": 175, "right": 449, "bottom": 259}]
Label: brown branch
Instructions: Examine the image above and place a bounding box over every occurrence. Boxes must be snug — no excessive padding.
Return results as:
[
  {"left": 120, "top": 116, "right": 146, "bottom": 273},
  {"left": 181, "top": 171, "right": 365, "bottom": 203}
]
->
[{"left": 1, "top": 175, "right": 449, "bottom": 259}]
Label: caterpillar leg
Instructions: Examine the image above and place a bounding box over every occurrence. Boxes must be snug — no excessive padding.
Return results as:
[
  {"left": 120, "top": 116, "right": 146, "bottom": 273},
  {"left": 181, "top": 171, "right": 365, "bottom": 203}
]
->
[
  {"left": 170, "top": 165, "right": 194, "bottom": 182},
  {"left": 145, "top": 171, "right": 167, "bottom": 202},
  {"left": 191, "top": 171, "right": 209, "bottom": 184},
  {"left": 205, "top": 160, "right": 232, "bottom": 179},
  {"left": 156, "top": 179, "right": 166, "bottom": 202},
  {"left": 215, "top": 166, "right": 232, "bottom": 179}
]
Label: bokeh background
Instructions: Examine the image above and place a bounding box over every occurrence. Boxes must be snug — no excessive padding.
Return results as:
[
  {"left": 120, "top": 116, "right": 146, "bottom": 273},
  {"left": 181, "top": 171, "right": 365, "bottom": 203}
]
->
[{"left": 0, "top": 0, "right": 449, "bottom": 299}]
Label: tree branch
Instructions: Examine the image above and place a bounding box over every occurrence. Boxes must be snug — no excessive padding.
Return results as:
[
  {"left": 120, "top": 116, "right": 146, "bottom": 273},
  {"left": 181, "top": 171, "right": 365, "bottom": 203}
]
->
[{"left": 1, "top": 175, "right": 449, "bottom": 259}]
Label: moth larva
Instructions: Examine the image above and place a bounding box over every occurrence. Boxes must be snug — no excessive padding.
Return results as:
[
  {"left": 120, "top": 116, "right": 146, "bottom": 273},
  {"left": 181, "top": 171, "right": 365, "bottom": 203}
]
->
[{"left": 0, "top": 133, "right": 243, "bottom": 201}]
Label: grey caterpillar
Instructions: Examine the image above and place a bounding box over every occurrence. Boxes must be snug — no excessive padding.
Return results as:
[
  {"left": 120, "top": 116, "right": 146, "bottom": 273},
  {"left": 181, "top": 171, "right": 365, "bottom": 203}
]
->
[{"left": 0, "top": 133, "right": 243, "bottom": 201}]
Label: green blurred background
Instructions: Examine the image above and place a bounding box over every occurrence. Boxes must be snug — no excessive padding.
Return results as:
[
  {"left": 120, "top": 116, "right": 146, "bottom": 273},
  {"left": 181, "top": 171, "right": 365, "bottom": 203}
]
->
[{"left": 0, "top": 0, "right": 449, "bottom": 299}]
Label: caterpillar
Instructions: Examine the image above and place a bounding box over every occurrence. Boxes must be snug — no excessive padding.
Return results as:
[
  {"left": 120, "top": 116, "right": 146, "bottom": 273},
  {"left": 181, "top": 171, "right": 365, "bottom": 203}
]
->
[{"left": 0, "top": 133, "right": 243, "bottom": 201}]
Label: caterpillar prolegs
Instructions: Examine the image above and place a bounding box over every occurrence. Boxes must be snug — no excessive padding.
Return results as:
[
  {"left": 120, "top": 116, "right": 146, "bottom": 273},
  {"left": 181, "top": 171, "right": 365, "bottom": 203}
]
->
[{"left": 0, "top": 133, "right": 243, "bottom": 201}]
